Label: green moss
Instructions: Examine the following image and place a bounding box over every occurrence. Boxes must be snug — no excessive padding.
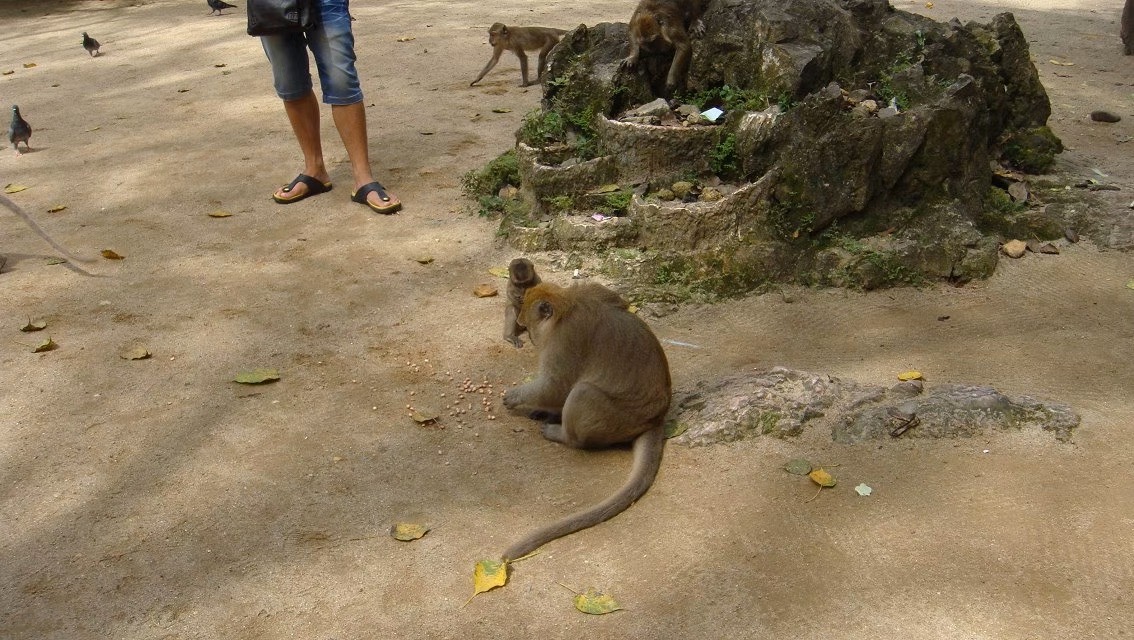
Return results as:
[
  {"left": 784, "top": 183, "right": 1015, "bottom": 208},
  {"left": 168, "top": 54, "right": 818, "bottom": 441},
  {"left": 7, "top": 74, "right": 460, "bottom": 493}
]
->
[
  {"left": 460, "top": 149, "right": 520, "bottom": 199},
  {"left": 1001, "top": 126, "right": 1063, "bottom": 174},
  {"left": 598, "top": 189, "right": 633, "bottom": 215}
]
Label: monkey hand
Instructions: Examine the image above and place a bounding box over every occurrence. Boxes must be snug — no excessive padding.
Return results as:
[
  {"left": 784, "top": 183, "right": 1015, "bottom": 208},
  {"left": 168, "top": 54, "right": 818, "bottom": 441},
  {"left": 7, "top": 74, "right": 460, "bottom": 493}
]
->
[
  {"left": 690, "top": 19, "right": 706, "bottom": 38},
  {"left": 503, "top": 387, "right": 525, "bottom": 411},
  {"left": 505, "top": 335, "right": 524, "bottom": 348},
  {"left": 618, "top": 56, "right": 638, "bottom": 73}
]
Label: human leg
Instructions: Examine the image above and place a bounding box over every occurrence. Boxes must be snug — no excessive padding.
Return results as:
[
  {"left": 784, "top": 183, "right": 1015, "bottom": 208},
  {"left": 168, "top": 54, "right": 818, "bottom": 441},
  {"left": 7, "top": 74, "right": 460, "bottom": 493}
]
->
[
  {"left": 308, "top": 0, "right": 401, "bottom": 212},
  {"left": 261, "top": 33, "right": 331, "bottom": 201}
]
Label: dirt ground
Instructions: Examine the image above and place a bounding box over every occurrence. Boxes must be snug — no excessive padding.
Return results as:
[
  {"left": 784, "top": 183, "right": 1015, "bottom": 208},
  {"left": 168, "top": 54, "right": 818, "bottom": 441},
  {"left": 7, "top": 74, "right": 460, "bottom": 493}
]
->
[{"left": 1, "top": 0, "right": 1132, "bottom": 638}]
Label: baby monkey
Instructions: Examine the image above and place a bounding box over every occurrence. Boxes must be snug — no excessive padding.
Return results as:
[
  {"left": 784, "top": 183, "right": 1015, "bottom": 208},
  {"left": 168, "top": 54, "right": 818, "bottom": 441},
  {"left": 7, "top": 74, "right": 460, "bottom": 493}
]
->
[
  {"left": 502, "top": 257, "right": 541, "bottom": 348},
  {"left": 470, "top": 23, "right": 567, "bottom": 87}
]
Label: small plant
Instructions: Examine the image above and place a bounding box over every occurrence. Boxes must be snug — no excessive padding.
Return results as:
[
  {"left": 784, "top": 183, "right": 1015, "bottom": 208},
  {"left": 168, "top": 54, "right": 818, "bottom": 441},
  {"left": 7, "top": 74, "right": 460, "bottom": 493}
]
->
[
  {"left": 710, "top": 134, "right": 738, "bottom": 177},
  {"left": 518, "top": 109, "right": 567, "bottom": 147},
  {"left": 460, "top": 150, "right": 520, "bottom": 199},
  {"left": 598, "top": 189, "right": 633, "bottom": 215},
  {"left": 546, "top": 194, "right": 574, "bottom": 211},
  {"left": 684, "top": 85, "right": 770, "bottom": 114}
]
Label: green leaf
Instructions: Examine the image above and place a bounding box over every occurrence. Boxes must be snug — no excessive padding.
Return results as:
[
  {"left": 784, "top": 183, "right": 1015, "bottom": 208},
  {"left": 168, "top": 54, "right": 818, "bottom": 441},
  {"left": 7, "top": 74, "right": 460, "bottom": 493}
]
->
[
  {"left": 573, "top": 588, "right": 623, "bottom": 615},
  {"left": 784, "top": 459, "right": 812, "bottom": 475},
  {"left": 234, "top": 368, "right": 280, "bottom": 384}
]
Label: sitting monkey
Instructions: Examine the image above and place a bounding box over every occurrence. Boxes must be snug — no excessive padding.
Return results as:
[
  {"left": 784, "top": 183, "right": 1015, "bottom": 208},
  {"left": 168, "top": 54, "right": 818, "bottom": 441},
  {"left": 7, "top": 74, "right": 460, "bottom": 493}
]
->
[
  {"left": 500, "top": 281, "right": 671, "bottom": 561},
  {"left": 470, "top": 23, "right": 568, "bottom": 87},
  {"left": 502, "top": 258, "right": 541, "bottom": 348},
  {"left": 619, "top": 0, "right": 709, "bottom": 95}
]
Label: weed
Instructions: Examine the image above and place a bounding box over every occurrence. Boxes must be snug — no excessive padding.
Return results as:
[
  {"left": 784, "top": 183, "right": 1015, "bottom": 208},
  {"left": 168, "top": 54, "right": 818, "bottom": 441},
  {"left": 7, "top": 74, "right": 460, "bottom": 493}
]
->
[
  {"left": 460, "top": 150, "right": 520, "bottom": 198},
  {"left": 710, "top": 134, "right": 738, "bottom": 177},
  {"left": 598, "top": 189, "right": 633, "bottom": 215},
  {"left": 546, "top": 194, "right": 574, "bottom": 211}
]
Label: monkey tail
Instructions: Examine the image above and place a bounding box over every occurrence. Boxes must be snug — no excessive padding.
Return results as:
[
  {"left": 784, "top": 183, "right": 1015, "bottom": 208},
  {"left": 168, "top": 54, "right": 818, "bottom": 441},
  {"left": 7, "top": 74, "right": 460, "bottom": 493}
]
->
[
  {"left": 501, "top": 424, "right": 666, "bottom": 562},
  {"left": 1, "top": 193, "right": 99, "bottom": 276}
]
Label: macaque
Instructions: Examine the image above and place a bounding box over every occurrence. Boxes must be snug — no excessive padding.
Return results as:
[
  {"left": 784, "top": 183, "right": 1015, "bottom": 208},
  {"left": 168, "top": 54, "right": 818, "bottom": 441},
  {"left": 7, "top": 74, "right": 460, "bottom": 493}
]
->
[
  {"left": 1123, "top": 0, "right": 1133, "bottom": 55},
  {"left": 503, "top": 257, "right": 542, "bottom": 348},
  {"left": 619, "top": 0, "right": 709, "bottom": 95},
  {"left": 470, "top": 23, "right": 567, "bottom": 87},
  {"left": 499, "top": 281, "right": 672, "bottom": 561},
  {"left": 1, "top": 193, "right": 97, "bottom": 276}
]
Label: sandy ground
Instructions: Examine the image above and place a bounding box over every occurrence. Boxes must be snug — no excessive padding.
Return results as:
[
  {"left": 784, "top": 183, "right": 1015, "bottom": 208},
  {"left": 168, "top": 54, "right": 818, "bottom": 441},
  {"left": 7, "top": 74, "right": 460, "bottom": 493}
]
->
[{"left": 2, "top": 0, "right": 1133, "bottom": 638}]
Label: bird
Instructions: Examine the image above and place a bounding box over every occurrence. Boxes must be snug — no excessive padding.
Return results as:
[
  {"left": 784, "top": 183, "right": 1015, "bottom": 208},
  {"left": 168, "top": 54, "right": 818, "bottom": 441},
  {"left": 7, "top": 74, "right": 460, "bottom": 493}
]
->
[
  {"left": 8, "top": 105, "right": 32, "bottom": 156},
  {"left": 207, "top": 0, "right": 237, "bottom": 15},
  {"left": 81, "top": 32, "right": 100, "bottom": 57}
]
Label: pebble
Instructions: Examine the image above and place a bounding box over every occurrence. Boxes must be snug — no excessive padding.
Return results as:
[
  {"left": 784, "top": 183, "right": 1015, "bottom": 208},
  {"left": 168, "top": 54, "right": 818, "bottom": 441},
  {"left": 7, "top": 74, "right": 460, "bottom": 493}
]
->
[
  {"left": 1001, "top": 239, "right": 1027, "bottom": 258},
  {"left": 1089, "top": 110, "right": 1121, "bottom": 123}
]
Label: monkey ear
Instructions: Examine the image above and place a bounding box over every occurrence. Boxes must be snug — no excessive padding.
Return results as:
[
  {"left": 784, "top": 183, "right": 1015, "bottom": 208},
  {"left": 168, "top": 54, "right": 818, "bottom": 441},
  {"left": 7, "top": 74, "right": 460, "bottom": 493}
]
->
[
  {"left": 501, "top": 25, "right": 510, "bottom": 37},
  {"left": 537, "top": 300, "right": 554, "bottom": 319}
]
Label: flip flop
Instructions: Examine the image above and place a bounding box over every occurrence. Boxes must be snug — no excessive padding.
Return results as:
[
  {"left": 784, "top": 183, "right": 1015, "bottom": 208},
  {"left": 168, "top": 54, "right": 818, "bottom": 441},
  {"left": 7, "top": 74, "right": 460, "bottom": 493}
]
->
[
  {"left": 351, "top": 181, "right": 402, "bottom": 214},
  {"left": 273, "top": 174, "right": 333, "bottom": 204}
]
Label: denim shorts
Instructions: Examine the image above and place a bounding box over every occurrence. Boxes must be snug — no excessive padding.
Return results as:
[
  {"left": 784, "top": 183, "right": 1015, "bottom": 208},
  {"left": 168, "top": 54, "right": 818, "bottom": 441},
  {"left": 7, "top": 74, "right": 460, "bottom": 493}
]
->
[{"left": 260, "top": 0, "right": 362, "bottom": 105}]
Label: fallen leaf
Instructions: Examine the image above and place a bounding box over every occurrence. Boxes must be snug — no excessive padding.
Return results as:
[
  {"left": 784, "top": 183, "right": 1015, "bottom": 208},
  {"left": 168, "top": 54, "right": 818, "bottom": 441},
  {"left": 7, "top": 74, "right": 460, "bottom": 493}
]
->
[
  {"left": 33, "top": 337, "right": 57, "bottom": 353},
  {"left": 664, "top": 420, "right": 688, "bottom": 438},
  {"left": 101, "top": 249, "right": 125, "bottom": 260},
  {"left": 808, "top": 468, "right": 837, "bottom": 487},
  {"left": 2, "top": 70, "right": 14, "bottom": 76},
  {"left": 177, "top": 88, "right": 190, "bottom": 93},
  {"left": 1049, "top": 59, "right": 1075, "bottom": 66},
  {"left": 784, "top": 458, "right": 812, "bottom": 475},
  {"left": 390, "top": 523, "right": 430, "bottom": 541},
  {"left": 20, "top": 319, "right": 48, "bottom": 332},
  {"left": 415, "top": 255, "right": 434, "bottom": 264},
  {"left": 627, "top": 304, "right": 639, "bottom": 313},
  {"left": 208, "top": 210, "right": 233, "bottom": 218},
  {"left": 214, "top": 63, "right": 227, "bottom": 68},
  {"left": 85, "top": 126, "right": 100, "bottom": 132},
  {"left": 592, "top": 183, "right": 621, "bottom": 194},
  {"left": 897, "top": 370, "right": 923, "bottom": 381},
  {"left": 492, "top": 108, "right": 512, "bottom": 114},
  {"left": 119, "top": 346, "right": 151, "bottom": 360},
  {"left": 924, "top": 1, "right": 933, "bottom": 7},
  {"left": 23, "top": 62, "right": 37, "bottom": 68},
  {"left": 47, "top": 204, "right": 67, "bottom": 213},
  {"left": 411, "top": 410, "right": 439, "bottom": 425},
  {"left": 472, "top": 559, "right": 508, "bottom": 597},
  {"left": 45, "top": 257, "right": 66, "bottom": 265},
  {"left": 1126, "top": 279, "right": 1134, "bottom": 290},
  {"left": 396, "top": 36, "right": 416, "bottom": 42},
  {"left": 473, "top": 283, "right": 499, "bottom": 298},
  {"left": 573, "top": 588, "right": 623, "bottom": 615},
  {"left": 4, "top": 184, "right": 28, "bottom": 194},
  {"left": 234, "top": 369, "right": 281, "bottom": 384},
  {"left": 488, "top": 266, "right": 510, "bottom": 279},
  {"left": 855, "top": 483, "right": 873, "bottom": 496}
]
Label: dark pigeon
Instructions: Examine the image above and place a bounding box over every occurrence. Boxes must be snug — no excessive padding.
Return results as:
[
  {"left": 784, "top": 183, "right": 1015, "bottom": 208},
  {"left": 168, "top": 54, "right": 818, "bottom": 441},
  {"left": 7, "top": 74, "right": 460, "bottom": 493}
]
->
[
  {"left": 8, "top": 105, "right": 31, "bottom": 155},
  {"left": 207, "top": 0, "right": 237, "bottom": 15},
  {"left": 82, "top": 32, "right": 100, "bottom": 57}
]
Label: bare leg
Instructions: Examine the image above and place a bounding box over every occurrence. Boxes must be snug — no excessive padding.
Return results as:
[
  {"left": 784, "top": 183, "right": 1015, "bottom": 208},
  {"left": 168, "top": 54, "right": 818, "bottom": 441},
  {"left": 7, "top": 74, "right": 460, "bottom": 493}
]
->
[
  {"left": 275, "top": 91, "right": 331, "bottom": 199},
  {"left": 331, "top": 101, "right": 401, "bottom": 209}
]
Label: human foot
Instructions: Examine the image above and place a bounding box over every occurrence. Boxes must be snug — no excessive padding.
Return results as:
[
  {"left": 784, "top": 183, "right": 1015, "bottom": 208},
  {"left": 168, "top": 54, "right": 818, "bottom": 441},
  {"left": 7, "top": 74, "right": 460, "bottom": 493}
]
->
[
  {"left": 351, "top": 181, "right": 402, "bottom": 214},
  {"left": 272, "top": 174, "right": 333, "bottom": 204}
]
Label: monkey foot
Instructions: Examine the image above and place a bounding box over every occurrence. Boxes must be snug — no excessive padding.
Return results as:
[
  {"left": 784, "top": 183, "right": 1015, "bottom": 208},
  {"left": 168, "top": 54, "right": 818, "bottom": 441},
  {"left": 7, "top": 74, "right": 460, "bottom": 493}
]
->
[{"left": 272, "top": 174, "right": 333, "bottom": 204}]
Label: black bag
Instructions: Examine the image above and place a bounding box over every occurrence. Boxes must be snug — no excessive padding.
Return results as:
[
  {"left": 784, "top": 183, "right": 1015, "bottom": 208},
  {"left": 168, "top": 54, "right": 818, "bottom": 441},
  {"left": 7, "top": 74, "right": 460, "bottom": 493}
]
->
[{"left": 247, "top": 0, "right": 319, "bottom": 36}]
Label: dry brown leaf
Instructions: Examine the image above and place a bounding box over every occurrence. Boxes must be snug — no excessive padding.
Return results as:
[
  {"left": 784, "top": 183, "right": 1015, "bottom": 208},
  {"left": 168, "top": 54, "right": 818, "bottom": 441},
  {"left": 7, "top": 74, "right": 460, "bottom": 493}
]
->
[
  {"left": 473, "top": 283, "right": 499, "bottom": 298},
  {"left": 101, "top": 249, "right": 125, "bottom": 260}
]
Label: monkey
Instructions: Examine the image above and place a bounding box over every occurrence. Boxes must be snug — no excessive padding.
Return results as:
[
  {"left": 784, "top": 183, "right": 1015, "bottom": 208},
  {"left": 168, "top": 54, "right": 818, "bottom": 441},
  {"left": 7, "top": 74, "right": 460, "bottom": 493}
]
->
[
  {"left": 1, "top": 193, "right": 97, "bottom": 276},
  {"left": 503, "top": 257, "right": 542, "bottom": 348},
  {"left": 1123, "top": 0, "right": 1133, "bottom": 55},
  {"left": 499, "top": 281, "right": 672, "bottom": 562},
  {"left": 619, "top": 0, "right": 709, "bottom": 96},
  {"left": 470, "top": 23, "right": 568, "bottom": 87}
]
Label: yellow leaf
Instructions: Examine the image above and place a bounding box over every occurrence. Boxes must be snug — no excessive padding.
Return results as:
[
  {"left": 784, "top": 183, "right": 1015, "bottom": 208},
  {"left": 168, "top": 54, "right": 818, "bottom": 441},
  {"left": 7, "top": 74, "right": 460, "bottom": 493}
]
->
[
  {"left": 4, "top": 184, "right": 28, "bottom": 194},
  {"left": 1049, "top": 59, "right": 1075, "bottom": 67},
  {"left": 591, "top": 183, "right": 620, "bottom": 194},
  {"left": 207, "top": 210, "right": 233, "bottom": 218},
  {"left": 234, "top": 369, "right": 280, "bottom": 384},
  {"left": 396, "top": 36, "right": 416, "bottom": 42},
  {"left": 808, "top": 468, "right": 837, "bottom": 487},
  {"left": 472, "top": 559, "right": 509, "bottom": 597},
  {"left": 390, "top": 523, "right": 430, "bottom": 541},
  {"left": 33, "top": 337, "right": 57, "bottom": 353},
  {"left": 488, "top": 266, "right": 510, "bottom": 279},
  {"left": 473, "top": 283, "right": 499, "bottom": 298},
  {"left": 410, "top": 410, "right": 438, "bottom": 425},
  {"left": 415, "top": 255, "right": 434, "bottom": 264},
  {"left": 23, "top": 62, "right": 37, "bottom": 68},
  {"left": 47, "top": 204, "right": 67, "bottom": 213},
  {"left": 101, "top": 249, "right": 125, "bottom": 260},
  {"left": 897, "top": 370, "right": 923, "bottom": 381},
  {"left": 492, "top": 108, "right": 512, "bottom": 114},
  {"left": 85, "top": 126, "right": 100, "bottom": 132},
  {"left": 20, "top": 319, "right": 47, "bottom": 332},
  {"left": 573, "top": 588, "right": 623, "bottom": 615},
  {"left": 2, "top": 70, "right": 14, "bottom": 76},
  {"left": 119, "top": 346, "right": 151, "bottom": 360},
  {"left": 1125, "top": 279, "right": 1134, "bottom": 290}
]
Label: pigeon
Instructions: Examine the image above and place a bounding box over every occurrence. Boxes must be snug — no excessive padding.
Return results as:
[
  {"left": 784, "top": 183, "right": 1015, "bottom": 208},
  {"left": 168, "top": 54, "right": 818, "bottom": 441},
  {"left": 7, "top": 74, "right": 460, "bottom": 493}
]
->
[
  {"left": 81, "top": 32, "right": 100, "bottom": 57},
  {"left": 8, "top": 105, "right": 31, "bottom": 156},
  {"left": 207, "top": 0, "right": 237, "bottom": 15}
]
